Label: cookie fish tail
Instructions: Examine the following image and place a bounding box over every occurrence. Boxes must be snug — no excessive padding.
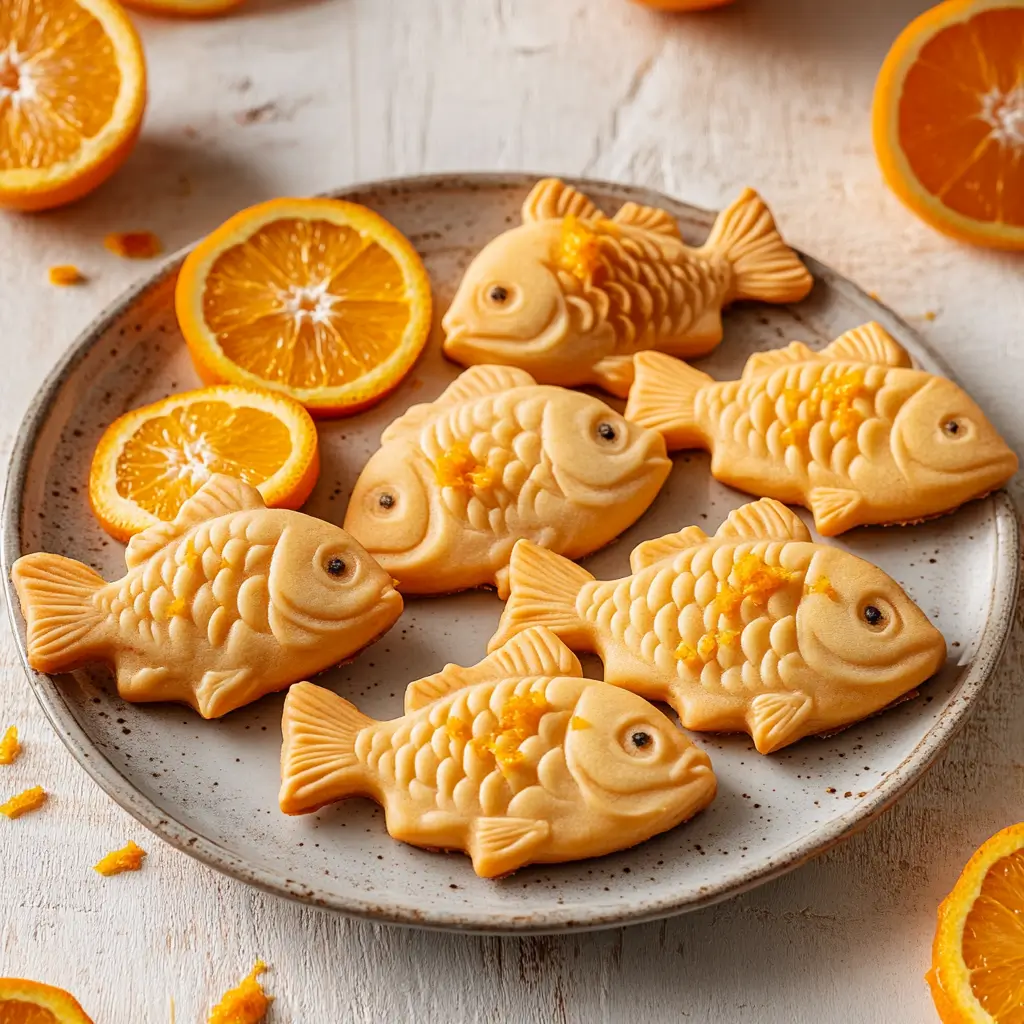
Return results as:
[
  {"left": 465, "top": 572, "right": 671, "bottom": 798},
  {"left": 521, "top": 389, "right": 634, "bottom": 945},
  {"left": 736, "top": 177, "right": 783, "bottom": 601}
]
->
[
  {"left": 10, "top": 553, "right": 108, "bottom": 673},
  {"left": 624, "top": 351, "right": 711, "bottom": 451},
  {"left": 488, "top": 541, "right": 593, "bottom": 653},
  {"left": 704, "top": 188, "right": 813, "bottom": 305},
  {"left": 279, "top": 682, "right": 374, "bottom": 815}
]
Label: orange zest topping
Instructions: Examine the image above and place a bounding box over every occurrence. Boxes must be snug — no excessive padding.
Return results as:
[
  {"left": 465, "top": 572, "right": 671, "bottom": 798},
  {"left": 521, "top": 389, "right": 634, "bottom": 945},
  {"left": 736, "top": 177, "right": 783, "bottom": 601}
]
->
[
  {"left": 559, "top": 214, "right": 606, "bottom": 281},
  {"left": 679, "top": 628, "right": 741, "bottom": 668},
  {"left": 446, "top": 716, "right": 473, "bottom": 744},
  {"left": 570, "top": 716, "right": 592, "bottom": 730},
  {"left": 164, "top": 597, "right": 187, "bottom": 619},
  {"left": 674, "top": 641, "right": 702, "bottom": 670},
  {"left": 104, "top": 231, "right": 162, "bottom": 259},
  {"left": 780, "top": 369, "right": 867, "bottom": 445},
  {"left": 0, "top": 978, "right": 96, "bottom": 1024},
  {"left": 0, "top": 726, "right": 21, "bottom": 765},
  {"left": 94, "top": 840, "right": 147, "bottom": 876},
  {"left": 730, "top": 553, "right": 794, "bottom": 606},
  {"left": 471, "top": 691, "right": 550, "bottom": 770},
  {"left": 433, "top": 444, "right": 495, "bottom": 491},
  {"left": 48, "top": 265, "right": 86, "bottom": 286},
  {"left": 806, "top": 576, "right": 838, "bottom": 601},
  {"left": 208, "top": 961, "right": 271, "bottom": 1024},
  {"left": 0, "top": 785, "right": 47, "bottom": 819}
]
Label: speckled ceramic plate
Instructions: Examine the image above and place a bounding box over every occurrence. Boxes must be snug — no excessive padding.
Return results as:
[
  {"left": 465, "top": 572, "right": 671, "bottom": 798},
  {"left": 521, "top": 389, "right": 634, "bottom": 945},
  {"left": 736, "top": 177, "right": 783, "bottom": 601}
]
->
[{"left": 3, "top": 175, "right": 1019, "bottom": 934}]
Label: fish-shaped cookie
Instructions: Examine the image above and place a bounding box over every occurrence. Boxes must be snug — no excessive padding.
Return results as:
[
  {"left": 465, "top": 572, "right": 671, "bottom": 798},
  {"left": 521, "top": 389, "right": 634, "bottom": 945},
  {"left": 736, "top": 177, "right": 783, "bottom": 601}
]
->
[
  {"left": 11, "top": 475, "right": 403, "bottom": 718},
  {"left": 343, "top": 365, "right": 671, "bottom": 596},
  {"left": 624, "top": 323, "right": 1018, "bottom": 535},
  {"left": 489, "top": 499, "right": 946, "bottom": 754},
  {"left": 280, "top": 628, "right": 716, "bottom": 877},
  {"left": 441, "top": 178, "right": 813, "bottom": 396}
]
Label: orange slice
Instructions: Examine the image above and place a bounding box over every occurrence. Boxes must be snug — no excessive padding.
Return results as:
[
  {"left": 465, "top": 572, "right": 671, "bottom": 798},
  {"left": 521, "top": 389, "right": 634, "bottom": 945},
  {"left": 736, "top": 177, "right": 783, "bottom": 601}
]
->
[
  {"left": 89, "top": 385, "right": 319, "bottom": 541},
  {"left": 873, "top": 0, "right": 1024, "bottom": 250},
  {"left": 927, "top": 822, "right": 1024, "bottom": 1022},
  {"left": 0, "top": 0, "right": 146, "bottom": 212},
  {"left": 632, "top": 0, "right": 733, "bottom": 9},
  {"left": 120, "top": 0, "right": 244, "bottom": 15},
  {"left": 0, "top": 978, "right": 95, "bottom": 1024},
  {"left": 175, "top": 198, "right": 433, "bottom": 418}
]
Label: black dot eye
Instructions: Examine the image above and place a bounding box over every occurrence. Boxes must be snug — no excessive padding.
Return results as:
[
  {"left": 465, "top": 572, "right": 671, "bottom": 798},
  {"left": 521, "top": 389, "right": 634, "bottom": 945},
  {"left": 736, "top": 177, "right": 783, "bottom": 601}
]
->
[
  {"left": 325, "top": 557, "right": 346, "bottom": 577},
  {"left": 378, "top": 493, "right": 395, "bottom": 509},
  {"left": 631, "top": 731, "right": 651, "bottom": 749},
  {"left": 597, "top": 422, "right": 617, "bottom": 442},
  {"left": 488, "top": 285, "right": 509, "bottom": 304},
  {"left": 943, "top": 419, "right": 963, "bottom": 437},
  {"left": 863, "top": 605, "right": 884, "bottom": 627}
]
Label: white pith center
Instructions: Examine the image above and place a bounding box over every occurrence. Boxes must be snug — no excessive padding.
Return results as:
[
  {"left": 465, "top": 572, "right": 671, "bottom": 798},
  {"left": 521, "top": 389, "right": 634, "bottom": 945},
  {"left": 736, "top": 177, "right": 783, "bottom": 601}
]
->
[
  {"left": 279, "top": 282, "right": 339, "bottom": 325},
  {"left": 979, "top": 84, "right": 1024, "bottom": 149},
  {"left": 0, "top": 44, "right": 36, "bottom": 103}
]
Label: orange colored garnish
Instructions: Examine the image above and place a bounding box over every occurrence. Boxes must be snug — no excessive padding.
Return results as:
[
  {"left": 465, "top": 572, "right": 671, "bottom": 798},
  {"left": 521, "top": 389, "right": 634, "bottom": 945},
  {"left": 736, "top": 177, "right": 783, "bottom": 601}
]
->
[
  {"left": 873, "top": 0, "right": 1024, "bottom": 250},
  {"left": 120, "top": 0, "right": 245, "bottom": 15},
  {"left": 0, "top": 726, "right": 20, "bottom": 765},
  {"left": 175, "top": 197, "right": 432, "bottom": 417},
  {"left": 0, "top": 0, "right": 145, "bottom": 212},
  {"left": 472, "top": 691, "right": 550, "bottom": 769},
  {"left": 928, "top": 822, "right": 1024, "bottom": 1021},
  {"left": 88, "top": 384, "right": 320, "bottom": 541},
  {"left": 0, "top": 978, "right": 95, "bottom": 1024},
  {"left": 806, "top": 577, "right": 838, "bottom": 601},
  {"left": 631, "top": 0, "right": 733, "bottom": 8},
  {"left": 208, "top": 962, "right": 271, "bottom": 1024},
  {"left": 48, "top": 266, "right": 86, "bottom": 287},
  {"left": 434, "top": 444, "right": 494, "bottom": 491},
  {"left": 0, "top": 786, "right": 47, "bottom": 819},
  {"left": 93, "top": 840, "right": 147, "bottom": 876},
  {"left": 570, "top": 716, "right": 592, "bottom": 730},
  {"left": 104, "top": 231, "right": 162, "bottom": 259},
  {"left": 559, "top": 215, "right": 606, "bottom": 282}
]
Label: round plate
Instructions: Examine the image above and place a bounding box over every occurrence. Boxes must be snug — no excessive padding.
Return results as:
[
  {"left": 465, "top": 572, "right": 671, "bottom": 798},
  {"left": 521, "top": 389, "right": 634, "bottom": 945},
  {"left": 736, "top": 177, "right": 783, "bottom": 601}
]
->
[{"left": 3, "top": 174, "right": 1019, "bottom": 933}]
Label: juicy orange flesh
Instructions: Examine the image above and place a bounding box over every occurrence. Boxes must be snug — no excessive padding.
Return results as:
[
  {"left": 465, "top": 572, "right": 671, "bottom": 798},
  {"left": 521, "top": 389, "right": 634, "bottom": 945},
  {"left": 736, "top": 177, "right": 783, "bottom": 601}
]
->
[
  {"left": 897, "top": 8, "right": 1024, "bottom": 227},
  {"left": 201, "top": 218, "right": 412, "bottom": 390},
  {"left": 0, "top": 0, "right": 120, "bottom": 170},
  {"left": 114, "top": 402, "right": 293, "bottom": 520},
  {"left": 0, "top": 1001, "right": 61, "bottom": 1024},
  {"left": 962, "top": 846, "right": 1024, "bottom": 1021}
]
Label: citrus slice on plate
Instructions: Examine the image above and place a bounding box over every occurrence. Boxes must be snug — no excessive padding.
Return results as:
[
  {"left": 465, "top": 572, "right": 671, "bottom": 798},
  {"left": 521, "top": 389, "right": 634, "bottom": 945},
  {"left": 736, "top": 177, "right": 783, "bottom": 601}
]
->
[
  {"left": 873, "top": 0, "right": 1024, "bottom": 250},
  {"left": 89, "top": 385, "right": 319, "bottom": 541},
  {"left": 0, "top": 0, "right": 146, "bottom": 212},
  {"left": 927, "top": 822, "right": 1024, "bottom": 1022},
  {"left": 120, "top": 0, "right": 244, "bottom": 15},
  {"left": 175, "top": 198, "right": 433, "bottom": 418},
  {"left": 0, "top": 978, "right": 95, "bottom": 1024}
]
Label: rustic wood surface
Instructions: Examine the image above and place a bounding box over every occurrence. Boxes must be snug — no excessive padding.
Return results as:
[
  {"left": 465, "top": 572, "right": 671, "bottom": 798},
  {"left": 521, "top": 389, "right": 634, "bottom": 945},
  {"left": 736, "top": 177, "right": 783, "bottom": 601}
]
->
[{"left": 0, "top": 1, "right": 1021, "bottom": 1020}]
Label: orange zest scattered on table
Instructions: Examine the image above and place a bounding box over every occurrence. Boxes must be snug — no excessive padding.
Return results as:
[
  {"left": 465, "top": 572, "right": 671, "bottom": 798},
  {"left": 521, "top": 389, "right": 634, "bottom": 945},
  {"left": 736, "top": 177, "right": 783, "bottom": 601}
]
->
[
  {"left": 104, "top": 231, "right": 163, "bottom": 259},
  {"left": 93, "top": 840, "right": 147, "bottom": 876},
  {"left": 0, "top": 978, "right": 96, "bottom": 1024},
  {"left": 208, "top": 961, "right": 271, "bottom": 1024},
  {"left": 0, "top": 785, "right": 47, "bottom": 819},
  {"left": 48, "top": 265, "right": 86, "bottom": 286},
  {"left": 0, "top": 726, "right": 20, "bottom": 765}
]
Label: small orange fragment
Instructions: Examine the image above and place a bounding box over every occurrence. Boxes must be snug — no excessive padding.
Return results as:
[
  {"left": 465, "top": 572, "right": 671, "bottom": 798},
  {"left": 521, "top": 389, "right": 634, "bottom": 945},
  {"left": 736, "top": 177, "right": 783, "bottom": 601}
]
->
[
  {"left": 0, "top": 786, "right": 47, "bottom": 819},
  {"left": 0, "top": 726, "right": 20, "bottom": 765},
  {"left": 93, "top": 840, "right": 147, "bottom": 876},
  {"left": 208, "top": 962, "right": 271, "bottom": 1024},
  {"left": 48, "top": 266, "right": 86, "bottom": 286},
  {"left": 0, "top": 978, "right": 96, "bottom": 1024},
  {"left": 104, "top": 231, "right": 163, "bottom": 259}
]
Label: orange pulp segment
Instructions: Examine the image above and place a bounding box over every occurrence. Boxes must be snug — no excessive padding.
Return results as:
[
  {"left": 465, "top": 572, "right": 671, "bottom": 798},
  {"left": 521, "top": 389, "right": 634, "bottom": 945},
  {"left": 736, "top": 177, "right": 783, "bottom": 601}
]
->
[
  {"left": 88, "top": 384, "right": 320, "bottom": 541},
  {"left": 0, "top": 979, "right": 95, "bottom": 1024},
  {"left": 176, "top": 198, "right": 433, "bottom": 417},
  {"left": 873, "top": 0, "right": 1024, "bottom": 250}
]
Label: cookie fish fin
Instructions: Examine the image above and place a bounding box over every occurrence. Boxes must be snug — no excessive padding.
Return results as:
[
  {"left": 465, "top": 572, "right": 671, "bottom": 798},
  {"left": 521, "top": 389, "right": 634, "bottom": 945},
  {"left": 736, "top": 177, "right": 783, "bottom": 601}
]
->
[
  {"left": 125, "top": 475, "right": 265, "bottom": 568},
  {"left": 469, "top": 817, "right": 551, "bottom": 877},
  {"left": 193, "top": 668, "right": 259, "bottom": 719},
  {"left": 591, "top": 354, "right": 637, "bottom": 398},
  {"left": 748, "top": 691, "right": 813, "bottom": 754},
  {"left": 612, "top": 201, "right": 682, "bottom": 238},
  {"left": 279, "top": 682, "right": 374, "bottom": 815},
  {"left": 405, "top": 628, "right": 582, "bottom": 713},
  {"left": 715, "top": 498, "right": 811, "bottom": 543},
  {"left": 630, "top": 527, "right": 709, "bottom": 572},
  {"left": 10, "top": 553, "right": 108, "bottom": 673},
  {"left": 489, "top": 541, "right": 594, "bottom": 653},
  {"left": 522, "top": 178, "right": 599, "bottom": 223},
  {"left": 808, "top": 487, "right": 864, "bottom": 536},
  {"left": 740, "top": 341, "right": 819, "bottom": 380},
  {"left": 702, "top": 188, "right": 813, "bottom": 305},
  {"left": 624, "top": 352, "right": 712, "bottom": 451},
  {"left": 821, "top": 322, "right": 912, "bottom": 368}
]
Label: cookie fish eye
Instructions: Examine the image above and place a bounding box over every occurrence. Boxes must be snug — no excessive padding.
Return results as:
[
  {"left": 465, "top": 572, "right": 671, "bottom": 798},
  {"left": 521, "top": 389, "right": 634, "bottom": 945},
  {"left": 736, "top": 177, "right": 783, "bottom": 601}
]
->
[
  {"left": 378, "top": 493, "right": 395, "bottom": 510},
  {"left": 324, "top": 557, "right": 347, "bottom": 578},
  {"left": 597, "top": 422, "right": 617, "bottom": 442},
  {"left": 487, "top": 284, "right": 509, "bottom": 305},
  {"left": 631, "top": 731, "right": 652, "bottom": 749},
  {"left": 620, "top": 724, "right": 659, "bottom": 757},
  {"left": 942, "top": 419, "right": 966, "bottom": 439},
  {"left": 861, "top": 603, "right": 888, "bottom": 629}
]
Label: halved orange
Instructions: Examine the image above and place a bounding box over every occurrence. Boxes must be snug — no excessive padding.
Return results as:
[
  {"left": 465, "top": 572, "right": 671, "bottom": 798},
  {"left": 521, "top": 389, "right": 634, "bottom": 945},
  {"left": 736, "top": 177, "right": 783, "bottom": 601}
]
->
[
  {"left": 873, "top": 0, "right": 1024, "bottom": 250},
  {"left": 120, "top": 0, "right": 244, "bottom": 15},
  {"left": 89, "top": 384, "right": 319, "bottom": 541},
  {"left": 175, "top": 198, "right": 433, "bottom": 418},
  {"left": 0, "top": 978, "right": 95, "bottom": 1024},
  {"left": 0, "top": 0, "right": 146, "bottom": 212},
  {"left": 927, "top": 822, "right": 1024, "bottom": 1022}
]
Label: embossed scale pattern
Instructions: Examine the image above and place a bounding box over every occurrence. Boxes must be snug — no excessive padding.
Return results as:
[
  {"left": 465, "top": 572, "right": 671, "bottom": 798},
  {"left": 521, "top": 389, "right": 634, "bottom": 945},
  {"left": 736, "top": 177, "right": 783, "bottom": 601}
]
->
[{"left": 579, "top": 541, "right": 814, "bottom": 692}]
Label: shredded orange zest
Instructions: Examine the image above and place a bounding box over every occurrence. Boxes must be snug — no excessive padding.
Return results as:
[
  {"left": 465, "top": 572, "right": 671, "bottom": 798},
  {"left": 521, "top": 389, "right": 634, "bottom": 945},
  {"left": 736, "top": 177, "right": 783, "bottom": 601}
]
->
[
  {"left": 446, "top": 716, "right": 473, "bottom": 744},
  {"left": 471, "top": 691, "right": 550, "bottom": 770},
  {"left": 0, "top": 785, "right": 47, "bottom": 819},
  {"left": 713, "top": 584, "right": 744, "bottom": 617},
  {"left": 570, "top": 716, "right": 591, "bottom": 730},
  {"left": 434, "top": 444, "right": 495, "bottom": 491},
  {"left": 48, "top": 265, "right": 86, "bottom": 286},
  {"left": 93, "top": 839, "right": 147, "bottom": 876},
  {"left": 559, "top": 214, "right": 606, "bottom": 282},
  {"left": 0, "top": 726, "right": 20, "bottom": 765},
  {"left": 164, "top": 596, "right": 187, "bottom": 619},
  {"left": 674, "top": 641, "right": 702, "bottom": 670},
  {"left": 806, "top": 576, "right": 838, "bottom": 600},
  {"left": 696, "top": 632, "right": 718, "bottom": 661},
  {"left": 780, "top": 369, "right": 867, "bottom": 445},
  {"left": 208, "top": 961, "right": 270, "bottom": 1024},
  {"left": 731, "top": 552, "right": 794, "bottom": 605},
  {"left": 104, "top": 231, "right": 162, "bottom": 259},
  {"left": 779, "top": 419, "right": 809, "bottom": 447}
]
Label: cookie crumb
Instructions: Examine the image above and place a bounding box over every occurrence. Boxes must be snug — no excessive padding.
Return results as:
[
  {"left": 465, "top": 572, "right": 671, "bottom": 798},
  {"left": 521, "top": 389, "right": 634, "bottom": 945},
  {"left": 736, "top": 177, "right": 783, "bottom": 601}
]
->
[
  {"left": 94, "top": 839, "right": 147, "bottom": 876},
  {"left": 104, "top": 231, "right": 162, "bottom": 259}
]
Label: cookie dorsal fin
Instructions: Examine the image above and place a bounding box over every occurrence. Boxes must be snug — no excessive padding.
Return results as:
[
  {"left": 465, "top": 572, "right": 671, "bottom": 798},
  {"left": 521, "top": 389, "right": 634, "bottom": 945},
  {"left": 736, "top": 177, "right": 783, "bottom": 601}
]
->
[
  {"left": 630, "top": 526, "right": 709, "bottom": 572},
  {"left": 125, "top": 475, "right": 266, "bottom": 568},
  {"left": 522, "top": 178, "right": 599, "bottom": 223},
  {"left": 821, "top": 322, "right": 912, "bottom": 367},
  {"left": 715, "top": 499, "right": 811, "bottom": 543},
  {"left": 404, "top": 627, "right": 582, "bottom": 713},
  {"left": 613, "top": 201, "right": 681, "bottom": 238},
  {"left": 741, "top": 341, "right": 819, "bottom": 380}
]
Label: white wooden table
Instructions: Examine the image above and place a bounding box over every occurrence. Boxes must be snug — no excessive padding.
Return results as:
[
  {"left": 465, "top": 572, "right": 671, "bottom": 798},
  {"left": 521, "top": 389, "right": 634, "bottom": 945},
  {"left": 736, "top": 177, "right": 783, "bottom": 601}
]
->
[{"left": 1, "top": 1, "right": 1021, "bottom": 1020}]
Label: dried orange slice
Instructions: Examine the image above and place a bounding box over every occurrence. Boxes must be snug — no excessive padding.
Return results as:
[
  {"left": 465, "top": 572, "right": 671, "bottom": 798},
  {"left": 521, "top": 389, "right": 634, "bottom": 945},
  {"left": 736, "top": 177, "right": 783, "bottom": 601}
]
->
[
  {"left": 89, "top": 385, "right": 319, "bottom": 541},
  {"left": 0, "top": 978, "right": 95, "bottom": 1024},
  {"left": 927, "top": 822, "right": 1024, "bottom": 1022},
  {"left": 176, "top": 198, "right": 432, "bottom": 418},
  {"left": 873, "top": 0, "right": 1024, "bottom": 250},
  {"left": 0, "top": 0, "right": 146, "bottom": 212},
  {"left": 120, "top": 0, "right": 244, "bottom": 15}
]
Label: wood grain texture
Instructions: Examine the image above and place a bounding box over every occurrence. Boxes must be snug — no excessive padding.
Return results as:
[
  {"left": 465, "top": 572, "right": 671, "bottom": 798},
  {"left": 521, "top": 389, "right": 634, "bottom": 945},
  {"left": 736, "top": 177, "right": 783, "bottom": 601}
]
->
[{"left": 0, "top": 0, "right": 1020, "bottom": 1021}]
